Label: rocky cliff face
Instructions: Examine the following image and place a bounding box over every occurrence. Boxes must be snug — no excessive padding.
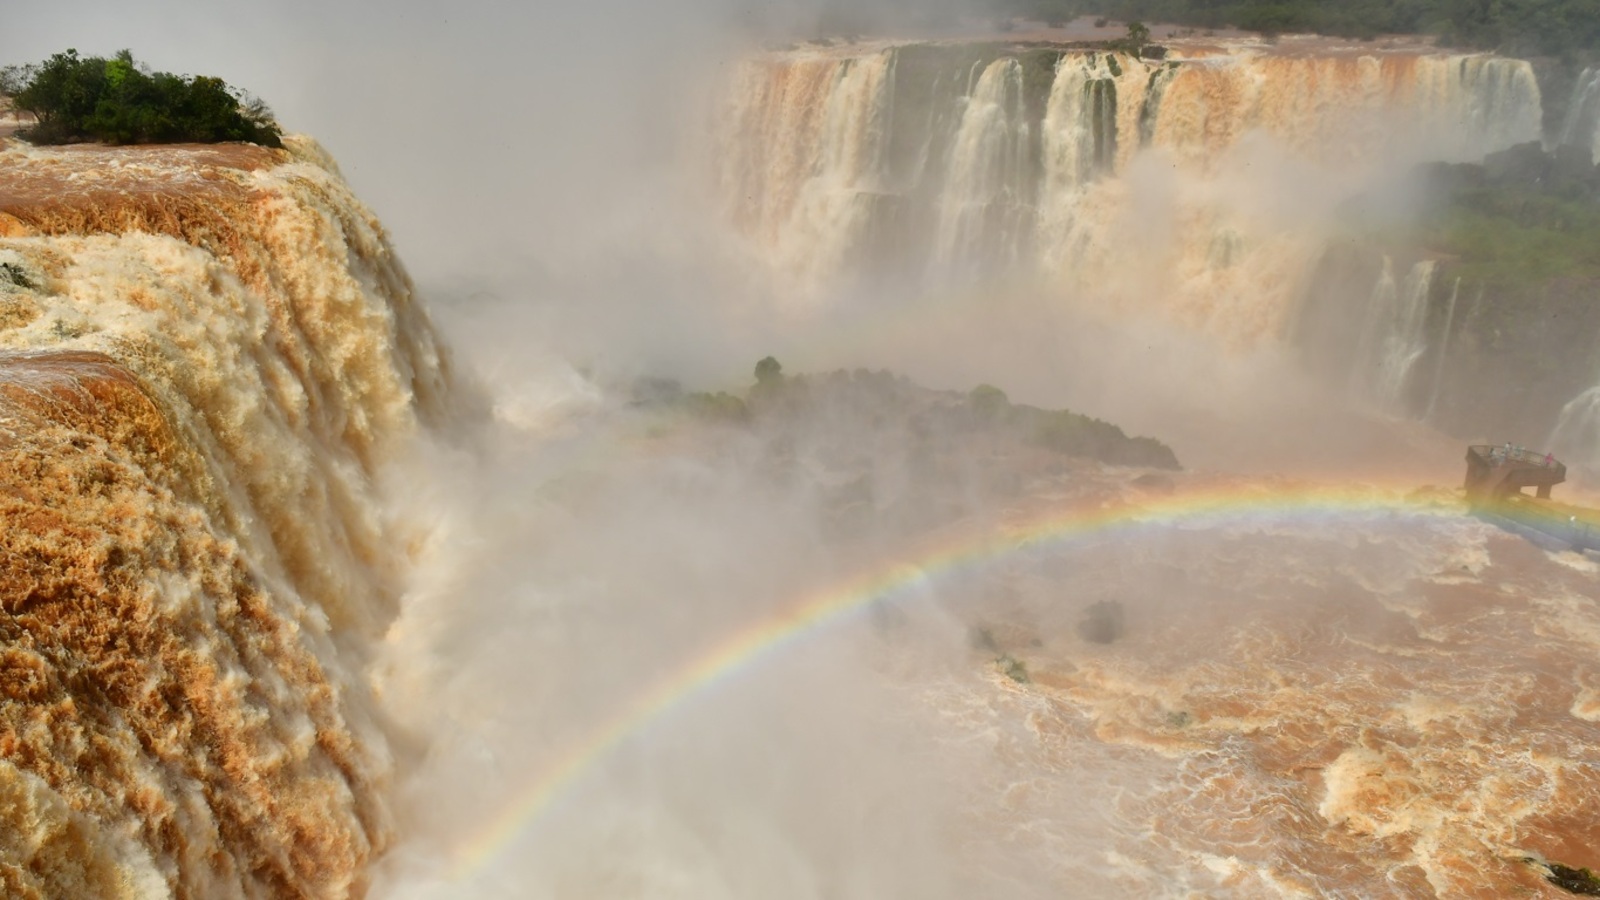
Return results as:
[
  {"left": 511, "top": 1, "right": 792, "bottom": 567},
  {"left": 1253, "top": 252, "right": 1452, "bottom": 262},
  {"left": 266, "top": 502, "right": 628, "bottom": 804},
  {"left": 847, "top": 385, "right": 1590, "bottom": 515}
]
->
[
  {"left": 0, "top": 137, "right": 452, "bottom": 898},
  {"left": 1293, "top": 143, "right": 1600, "bottom": 458}
]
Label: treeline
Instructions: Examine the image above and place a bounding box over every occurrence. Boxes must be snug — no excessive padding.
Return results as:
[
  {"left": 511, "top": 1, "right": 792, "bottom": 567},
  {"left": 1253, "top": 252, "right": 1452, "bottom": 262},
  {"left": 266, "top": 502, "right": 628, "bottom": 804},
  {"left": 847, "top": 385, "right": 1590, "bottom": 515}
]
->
[
  {"left": 811, "top": 0, "right": 1600, "bottom": 59},
  {"left": 0, "top": 50, "right": 282, "bottom": 147},
  {"left": 649, "top": 358, "right": 1182, "bottom": 471},
  {"left": 1003, "top": 0, "right": 1600, "bottom": 58}
]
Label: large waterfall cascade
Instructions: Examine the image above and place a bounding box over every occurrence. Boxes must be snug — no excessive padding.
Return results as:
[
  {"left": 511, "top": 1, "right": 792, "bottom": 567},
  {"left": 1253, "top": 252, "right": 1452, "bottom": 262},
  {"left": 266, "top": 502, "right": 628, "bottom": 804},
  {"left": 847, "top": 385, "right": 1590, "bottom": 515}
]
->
[
  {"left": 935, "top": 57, "right": 1033, "bottom": 273},
  {"left": 0, "top": 137, "right": 452, "bottom": 898},
  {"left": 719, "top": 43, "right": 1543, "bottom": 343}
]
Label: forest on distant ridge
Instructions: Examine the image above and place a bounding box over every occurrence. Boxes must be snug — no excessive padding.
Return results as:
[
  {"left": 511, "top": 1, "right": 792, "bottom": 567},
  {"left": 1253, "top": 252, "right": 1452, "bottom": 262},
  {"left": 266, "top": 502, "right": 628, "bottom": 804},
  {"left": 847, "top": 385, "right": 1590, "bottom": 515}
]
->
[
  {"left": 1052, "top": 0, "right": 1600, "bottom": 57},
  {"left": 818, "top": 0, "right": 1599, "bottom": 60}
]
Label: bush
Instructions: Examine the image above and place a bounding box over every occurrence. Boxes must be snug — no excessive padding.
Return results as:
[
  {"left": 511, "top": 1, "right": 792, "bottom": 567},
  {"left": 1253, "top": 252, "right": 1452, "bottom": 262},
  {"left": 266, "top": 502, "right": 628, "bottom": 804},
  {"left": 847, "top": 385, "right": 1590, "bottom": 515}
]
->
[
  {"left": 684, "top": 391, "right": 749, "bottom": 422},
  {"left": 969, "top": 383, "right": 1011, "bottom": 418},
  {"left": 2, "top": 49, "right": 282, "bottom": 147},
  {"left": 754, "top": 356, "right": 784, "bottom": 386}
]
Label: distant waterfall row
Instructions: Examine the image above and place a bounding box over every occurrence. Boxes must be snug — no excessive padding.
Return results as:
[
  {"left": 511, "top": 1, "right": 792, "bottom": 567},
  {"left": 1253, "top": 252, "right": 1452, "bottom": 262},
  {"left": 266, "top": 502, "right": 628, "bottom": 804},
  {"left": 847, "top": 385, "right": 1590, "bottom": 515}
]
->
[
  {"left": 719, "top": 44, "right": 1542, "bottom": 338},
  {"left": 1560, "top": 66, "right": 1600, "bottom": 163},
  {"left": 1350, "top": 259, "right": 1439, "bottom": 415}
]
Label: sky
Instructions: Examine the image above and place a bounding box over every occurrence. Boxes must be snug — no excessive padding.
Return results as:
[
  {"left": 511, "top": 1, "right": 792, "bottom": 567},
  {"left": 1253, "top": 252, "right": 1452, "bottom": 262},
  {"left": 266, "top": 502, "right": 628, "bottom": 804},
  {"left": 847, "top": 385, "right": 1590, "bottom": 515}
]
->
[{"left": 0, "top": 0, "right": 774, "bottom": 285}]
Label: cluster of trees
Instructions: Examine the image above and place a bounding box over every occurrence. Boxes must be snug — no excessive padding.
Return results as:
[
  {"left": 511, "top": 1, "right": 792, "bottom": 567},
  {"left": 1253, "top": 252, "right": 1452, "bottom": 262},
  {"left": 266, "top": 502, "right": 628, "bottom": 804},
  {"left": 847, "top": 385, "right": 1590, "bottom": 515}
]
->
[
  {"left": 638, "top": 358, "right": 1180, "bottom": 470},
  {"left": 967, "top": 383, "right": 1180, "bottom": 469},
  {"left": 995, "top": 0, "right": 1600, "bottom": 58},
  {"left": 813, "top": 0, "right": 1600, "bottom": 59},
  {"left": 1410, "top": 144, "right": 1600, "bottom": 283},
  {"left": 0, "top": 50, "right": 281, "bottom": 147}
]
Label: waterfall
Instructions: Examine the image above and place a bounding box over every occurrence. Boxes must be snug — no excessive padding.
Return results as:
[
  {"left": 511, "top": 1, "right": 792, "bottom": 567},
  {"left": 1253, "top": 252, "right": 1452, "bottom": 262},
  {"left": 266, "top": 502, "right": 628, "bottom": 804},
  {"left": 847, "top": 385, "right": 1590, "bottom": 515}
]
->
[
  {"left": 1351, "top": 259, "right": 1436, "bottom": 413},
  {"left": 718, "top": 50, "right": 894, "bottom": 283},
  {"left": 933, "top": 57, "right": 1031, "bottom": 275},
  {"left": 1411, "top": 55, "right": 1544, "bottom": 162},
  {"left": 1422, "top": 276, "right": 1461, "bottom": 422},
  {"left": 0, "top": 137, "right": 451, "bottom": 897},
  {"left": 1559, "top": 66, "right": 1600, "bottom": 163},
  {"left": 1041, "top": 53, "right": 1121, "bottom": 194},
  {"left": 719, "top": 44, "right": 1543, "bottom": 341},
  {"left": 1139, "top": 62, "right": 1179, "bottom": 148},
  {"left": 1551, "top": 384, "right": 1600, "bottom": 475}
]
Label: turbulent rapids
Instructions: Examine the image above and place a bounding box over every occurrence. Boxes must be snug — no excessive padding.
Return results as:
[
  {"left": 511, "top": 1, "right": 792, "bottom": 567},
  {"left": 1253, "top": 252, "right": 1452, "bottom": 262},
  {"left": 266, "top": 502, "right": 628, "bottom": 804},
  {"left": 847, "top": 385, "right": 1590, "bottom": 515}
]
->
[{"left": 0, "top": 138, "right": 450, "bottom": 897}]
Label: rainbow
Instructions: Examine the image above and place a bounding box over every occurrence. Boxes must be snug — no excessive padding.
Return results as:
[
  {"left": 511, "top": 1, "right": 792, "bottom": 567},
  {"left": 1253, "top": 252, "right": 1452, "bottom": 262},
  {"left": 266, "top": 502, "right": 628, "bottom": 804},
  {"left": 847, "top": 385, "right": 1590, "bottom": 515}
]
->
[{"left": 451, "top": 480, "right": 1462, "bottom": 875}]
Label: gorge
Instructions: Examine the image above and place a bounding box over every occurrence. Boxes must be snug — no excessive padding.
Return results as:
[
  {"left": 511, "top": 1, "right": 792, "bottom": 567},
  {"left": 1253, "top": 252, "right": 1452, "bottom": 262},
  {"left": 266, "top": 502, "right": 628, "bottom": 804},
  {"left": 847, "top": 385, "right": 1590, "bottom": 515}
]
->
[
  {"left": 717, "top": 36, "right": 1600, "bottom": 475},
  {"left": 2, "top": 16, "right": 1600, "bottom": 900}
]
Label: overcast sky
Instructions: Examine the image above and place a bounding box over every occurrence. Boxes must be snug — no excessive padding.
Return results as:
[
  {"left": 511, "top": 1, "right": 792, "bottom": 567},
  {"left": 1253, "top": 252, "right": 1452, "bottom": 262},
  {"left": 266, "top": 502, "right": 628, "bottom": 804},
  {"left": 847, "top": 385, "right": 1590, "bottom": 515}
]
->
[{"left": 0, "top": 0, "right": 792, "bottom": 284}]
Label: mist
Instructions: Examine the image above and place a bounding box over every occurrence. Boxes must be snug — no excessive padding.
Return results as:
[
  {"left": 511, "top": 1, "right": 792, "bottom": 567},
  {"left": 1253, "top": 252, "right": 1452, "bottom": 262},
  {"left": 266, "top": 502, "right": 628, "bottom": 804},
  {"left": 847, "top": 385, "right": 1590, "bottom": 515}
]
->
[{"left": 7, "top": 1, "right": 1600, "bottom": 896}]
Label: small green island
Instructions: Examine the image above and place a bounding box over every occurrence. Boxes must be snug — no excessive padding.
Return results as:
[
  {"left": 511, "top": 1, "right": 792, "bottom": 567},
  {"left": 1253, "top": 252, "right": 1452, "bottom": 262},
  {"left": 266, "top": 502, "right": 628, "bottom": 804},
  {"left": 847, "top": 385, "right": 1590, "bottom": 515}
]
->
[{"left": 649, "top": 356, "right": 1180, "bottom": 472}]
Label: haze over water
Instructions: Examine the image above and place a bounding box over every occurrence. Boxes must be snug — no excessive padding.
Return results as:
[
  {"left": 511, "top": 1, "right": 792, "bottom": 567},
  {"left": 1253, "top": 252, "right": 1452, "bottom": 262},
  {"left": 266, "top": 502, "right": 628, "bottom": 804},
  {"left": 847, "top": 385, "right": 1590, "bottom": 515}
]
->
[{"left": 4, "top": 3, "right": 1600, "bottom": 898}]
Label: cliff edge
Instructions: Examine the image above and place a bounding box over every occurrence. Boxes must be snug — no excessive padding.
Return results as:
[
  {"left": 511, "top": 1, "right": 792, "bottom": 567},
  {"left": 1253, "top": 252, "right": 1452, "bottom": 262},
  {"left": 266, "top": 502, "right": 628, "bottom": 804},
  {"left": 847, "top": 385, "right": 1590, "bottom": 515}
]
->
[{"left": 0, "top": 135, "right": 453, "bottom": 898}]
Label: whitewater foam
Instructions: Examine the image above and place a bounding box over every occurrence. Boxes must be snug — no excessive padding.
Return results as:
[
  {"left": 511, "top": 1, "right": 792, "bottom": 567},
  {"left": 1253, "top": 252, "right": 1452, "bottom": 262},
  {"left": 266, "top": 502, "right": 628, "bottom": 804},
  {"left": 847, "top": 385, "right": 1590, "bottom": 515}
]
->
[{"left": 0, "top": 136, "right": 452, "bottom": 897}]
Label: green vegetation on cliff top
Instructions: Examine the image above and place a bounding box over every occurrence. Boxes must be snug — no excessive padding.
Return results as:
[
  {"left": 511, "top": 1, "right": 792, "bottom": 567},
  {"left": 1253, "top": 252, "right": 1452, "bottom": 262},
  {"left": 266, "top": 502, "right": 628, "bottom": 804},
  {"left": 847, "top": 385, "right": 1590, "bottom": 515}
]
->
[
  {"left": 1411, "top": 145, "right": 1600, "bottom": 284},
  {"left": 1428, "top": 191, "right": 1600, "bottom": 283},
  {"left": 1059, "top": 0, "right": 1600, "bottom": 56},
  {"left": 648, "top": 360, "right": 1181, "bottom": 472},
  {"left": 828, "top": 0, "right": 1600, "bottom": 59},
  {"left": 0, "top": 49, "right": 282, "bottom": 148},
  {"left": 1322, "top": 142, "right": 1600, "bottom": 436}
]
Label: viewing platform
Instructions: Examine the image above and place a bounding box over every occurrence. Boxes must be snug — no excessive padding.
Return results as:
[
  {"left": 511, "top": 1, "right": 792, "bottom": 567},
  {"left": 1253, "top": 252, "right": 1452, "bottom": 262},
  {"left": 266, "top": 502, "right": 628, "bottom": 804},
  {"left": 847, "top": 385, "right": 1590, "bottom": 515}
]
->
[
  {"left": 1463, "top": 444, "right": 1566, "bottom": 503},
  {"left": 1464, "top": 444, "right": 1600, "bottom": 553}
]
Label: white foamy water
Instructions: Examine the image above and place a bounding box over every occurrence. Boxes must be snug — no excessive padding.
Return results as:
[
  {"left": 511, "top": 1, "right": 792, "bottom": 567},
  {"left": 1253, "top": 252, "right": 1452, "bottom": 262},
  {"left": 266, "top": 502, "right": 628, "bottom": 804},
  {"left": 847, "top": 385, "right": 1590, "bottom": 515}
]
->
[
  {"left": 718, "top": 43, "right": 1541, "bottom": 344},
  {"left": 370, "top": 366, "right": 1600, "bottom": 898},
  {"left": 0, "top": 136, "right": 452, "bottom": 898}
]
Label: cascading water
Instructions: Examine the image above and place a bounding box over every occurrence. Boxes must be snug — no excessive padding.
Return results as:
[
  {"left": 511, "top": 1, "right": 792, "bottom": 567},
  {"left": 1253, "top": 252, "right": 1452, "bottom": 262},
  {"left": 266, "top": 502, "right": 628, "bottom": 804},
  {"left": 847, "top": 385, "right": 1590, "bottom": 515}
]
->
[
  {"left": 1041, "top": 54, "right": 1119, "bottom": 192},
  {"left": 1137, "top": 62, "right": 1179, "bottom": 148},
  {"left": 1422, "top": 276, "right": 1461, "bottom": 422},
  {"left": 1559, "top": 66, "right": 1600, "bottom": 163},
  {"left": 1551, "top": 382, "right": 1600, "bottom": 475},
  {"left": 1350, "top": 259, "right": 1437, "bottom": 415},
  {"left": 1034, "top": 54, "right": 1137, "bottom": 276},
  {"left": 719, "top": 49, "right": 894, "bottom": 286},
  {"left": 1410, "top": 55, "right": 1545, "bottom": 160},
  {"left": 935, "top": 58, "right": 1032, "bottom": 275},
  {"left": 718, "top": 43, "right": 1542, "bottom": 344},
  {"left": 0, "top": 138, "right": 451, "bottom": 898}
]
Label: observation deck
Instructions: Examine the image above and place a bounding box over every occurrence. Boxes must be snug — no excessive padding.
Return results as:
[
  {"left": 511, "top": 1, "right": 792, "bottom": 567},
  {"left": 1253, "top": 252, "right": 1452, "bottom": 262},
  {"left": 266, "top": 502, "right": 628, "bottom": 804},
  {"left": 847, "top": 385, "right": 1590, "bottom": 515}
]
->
[
  {"left": 1464, "top": 444, "right": 1566, "bottom": 503},
  {"left": 1464, "top": 444, "right": 1600, "bottom": 553}
]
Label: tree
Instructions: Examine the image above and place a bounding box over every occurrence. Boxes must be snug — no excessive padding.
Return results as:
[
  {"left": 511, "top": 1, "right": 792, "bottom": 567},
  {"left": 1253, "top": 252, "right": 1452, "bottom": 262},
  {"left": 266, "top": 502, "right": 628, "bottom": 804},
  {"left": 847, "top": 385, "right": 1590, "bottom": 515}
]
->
[
  {"left": 3, "top": 49, "right": 281, "bottom": 147},
  {"left": 0, "top": 64, "right": 33, "bottom": 97},
  {"left": 1123, "top": 21, "right": 1152, "bottom": 57},
  {"left": 969, "top": 383, "right": 1010, "bottom": 418},
  {"left": 1107, "top": 21, "right": 1154, "bottom": 58},
  {"left": 754, "top": 356, "right": 784, "bottom": 386}
]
